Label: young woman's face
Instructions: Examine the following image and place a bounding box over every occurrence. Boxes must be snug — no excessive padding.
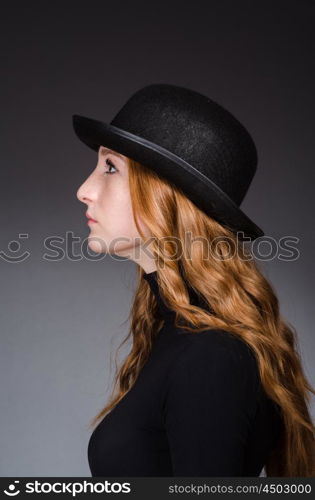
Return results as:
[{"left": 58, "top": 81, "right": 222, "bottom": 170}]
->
[{"left": 76, "top": 146, "right": 151, "bottom": 262}]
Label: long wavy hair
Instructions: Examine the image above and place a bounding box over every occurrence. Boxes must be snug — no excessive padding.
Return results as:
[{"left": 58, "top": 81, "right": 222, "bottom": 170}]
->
[{"left": 88, "top": 156, "right": 315, "bottom": 477}]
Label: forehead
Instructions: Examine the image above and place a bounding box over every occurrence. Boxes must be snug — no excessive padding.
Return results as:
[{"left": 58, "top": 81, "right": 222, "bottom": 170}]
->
[{"left": 98, "top": 145, "right": 126, "bottom": 160}]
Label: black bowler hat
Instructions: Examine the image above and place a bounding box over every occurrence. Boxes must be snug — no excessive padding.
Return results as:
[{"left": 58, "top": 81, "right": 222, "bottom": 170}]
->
[{"left": 72, "top": 83, "right": 264, "bottom": 240}]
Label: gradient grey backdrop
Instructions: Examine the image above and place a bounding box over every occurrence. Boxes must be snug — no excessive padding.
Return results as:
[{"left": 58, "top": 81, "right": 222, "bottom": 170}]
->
[{"left": 1, "top": 0, "right": 314, "bottom": 476}]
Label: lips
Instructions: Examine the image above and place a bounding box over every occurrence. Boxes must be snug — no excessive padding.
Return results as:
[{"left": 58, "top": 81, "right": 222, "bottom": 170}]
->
[{"left": 86, "top": 211, "right": 97, "bottom": 222}]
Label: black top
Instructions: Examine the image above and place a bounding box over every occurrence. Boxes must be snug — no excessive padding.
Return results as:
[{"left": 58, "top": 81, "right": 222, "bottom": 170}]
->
[{"left": 88, "top": 270, "right": 282, "bottom": 477}]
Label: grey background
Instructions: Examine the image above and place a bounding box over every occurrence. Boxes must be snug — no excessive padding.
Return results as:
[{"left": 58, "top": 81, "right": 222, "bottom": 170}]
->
[{"left": 0, "top": 0, "right": 314, "bottom": 476}]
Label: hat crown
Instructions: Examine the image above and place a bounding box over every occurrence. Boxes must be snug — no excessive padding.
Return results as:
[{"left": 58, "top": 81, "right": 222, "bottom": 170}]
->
[{"left": 110, "top": 84, "right": 258, "bottom": 206}]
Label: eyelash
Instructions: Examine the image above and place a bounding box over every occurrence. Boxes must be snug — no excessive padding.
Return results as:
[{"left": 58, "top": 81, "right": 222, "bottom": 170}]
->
[{"left": 104, "top": 158, "right": 117, "bottom": 174}]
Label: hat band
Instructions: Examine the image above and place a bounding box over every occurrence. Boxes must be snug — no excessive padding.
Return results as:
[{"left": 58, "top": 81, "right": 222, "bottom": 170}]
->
[{"left": 105, "top": 122, "right": 240, "bottom": 210}]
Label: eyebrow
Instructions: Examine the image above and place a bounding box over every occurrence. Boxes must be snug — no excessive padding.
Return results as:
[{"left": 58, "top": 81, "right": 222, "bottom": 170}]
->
[{"left": 98, "top": 146, "right": 125, "bottom": 160}]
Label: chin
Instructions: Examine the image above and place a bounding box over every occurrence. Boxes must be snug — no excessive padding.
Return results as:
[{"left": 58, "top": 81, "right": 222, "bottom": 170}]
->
[{"left": 87, "top": 237, "right": 108, "bottom": 254}]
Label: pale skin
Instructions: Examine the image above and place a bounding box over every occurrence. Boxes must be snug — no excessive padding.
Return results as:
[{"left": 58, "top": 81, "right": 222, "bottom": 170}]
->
[{"left": 76, "top": 146, "right": 157, "bottom": 274}]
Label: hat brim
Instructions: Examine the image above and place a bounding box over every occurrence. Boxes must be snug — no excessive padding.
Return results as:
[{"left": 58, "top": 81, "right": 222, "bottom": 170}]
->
[{"left": 72, "top": 114, "right": 264, "bottom": 240}]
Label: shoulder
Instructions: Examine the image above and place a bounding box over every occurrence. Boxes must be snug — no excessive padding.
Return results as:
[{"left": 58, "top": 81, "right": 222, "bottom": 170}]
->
[
  {"left": 168, "top": 329, "right": 260, "bottom": 393},
  {"left": 173, "top": 328, "right": 257, "bottom": 367},
  {"left": 163, "top": 329, "right": 261, "bottom": 427}
]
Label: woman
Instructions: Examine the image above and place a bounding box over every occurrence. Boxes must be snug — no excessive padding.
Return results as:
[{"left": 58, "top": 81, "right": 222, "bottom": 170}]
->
[{"left": 72, "top": 83, "right": 315, "bottom": 477}]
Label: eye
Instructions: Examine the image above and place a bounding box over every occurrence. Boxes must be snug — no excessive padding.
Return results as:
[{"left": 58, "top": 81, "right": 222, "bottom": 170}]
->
[{"left": 104, "top": 158, "right": 117, "bottom": 175}]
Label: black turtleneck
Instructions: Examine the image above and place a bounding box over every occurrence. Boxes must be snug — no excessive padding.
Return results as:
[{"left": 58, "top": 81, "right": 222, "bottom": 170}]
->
[
  {"left": 88, "top": 270, "right": 282, "bottom": 477},
  {"left": 144, "top": 270, "right": 212, "bottom": 321}
]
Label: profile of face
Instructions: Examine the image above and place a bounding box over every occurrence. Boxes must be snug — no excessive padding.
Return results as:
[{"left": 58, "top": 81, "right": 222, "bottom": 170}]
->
[{"left": 76, "top": 146, "right": 154, "bottom": 269}]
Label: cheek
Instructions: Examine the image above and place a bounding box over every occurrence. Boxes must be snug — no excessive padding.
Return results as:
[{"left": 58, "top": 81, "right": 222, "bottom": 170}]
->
[{"left": 98, "top": 184, "right": 139, "bottom": 237}]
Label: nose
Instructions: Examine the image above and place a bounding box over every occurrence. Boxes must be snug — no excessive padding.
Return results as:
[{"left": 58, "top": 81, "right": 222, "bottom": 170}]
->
[{"left": 76, "top": 173, "right": 97, "bottom": 205}]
